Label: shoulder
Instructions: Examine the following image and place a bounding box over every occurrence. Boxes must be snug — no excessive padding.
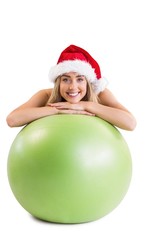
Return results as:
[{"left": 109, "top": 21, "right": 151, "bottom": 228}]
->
[
  {"left": 37, "top": 88, "right": 52, "bottom": 95},
  {"left": 27, "top": 88, "right": 53, "bottom": 107},
  {"left": 41, "top": 88, "right": 52, "bottom": 98},
  {"left": 98, "top": 88, "right": 130, "bottom": 112},
  {"left": 98, "top": 88, "right": 118, "bottom": 105},
  {"left": 34, "top": 88, "right": 52, "bottom": 99}
]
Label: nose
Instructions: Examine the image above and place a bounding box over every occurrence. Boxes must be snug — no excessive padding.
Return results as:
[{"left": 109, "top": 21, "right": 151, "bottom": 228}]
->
[{"left": 69, "top": 80, "right": 77, "bottom": 90}]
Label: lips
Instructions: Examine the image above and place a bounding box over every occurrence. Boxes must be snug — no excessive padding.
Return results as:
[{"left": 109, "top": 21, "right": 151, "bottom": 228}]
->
[{"left": 67, "top": 92, "right": 79, "bottom": 97}]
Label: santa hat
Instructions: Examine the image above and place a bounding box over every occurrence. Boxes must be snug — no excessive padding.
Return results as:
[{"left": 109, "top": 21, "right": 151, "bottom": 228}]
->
[{"left": 49, "top": 45, "right": 108, "bottom": 94}]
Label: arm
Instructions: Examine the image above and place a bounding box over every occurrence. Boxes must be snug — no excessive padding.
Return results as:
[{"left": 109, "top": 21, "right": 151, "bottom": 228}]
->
[
  {"left": 6, "top": 89, "right": 94, "bottom": 127},
  {"left": 51, "top": 88, "right": 137, "bottom": 131},
  {"left": 6, "top": 89, "right": 58, "bottom": 127},
  {"left": 86, "top": 88, "right": 137, "bottom": 131}
]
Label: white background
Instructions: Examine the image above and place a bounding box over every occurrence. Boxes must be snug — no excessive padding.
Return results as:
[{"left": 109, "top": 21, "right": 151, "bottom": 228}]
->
[{"left": 1, "top": 0, "right": 160, "bottom": 239}]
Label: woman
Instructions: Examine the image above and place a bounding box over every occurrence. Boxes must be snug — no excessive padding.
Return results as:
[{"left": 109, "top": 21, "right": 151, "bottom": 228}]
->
[{"left": 6, "top": 45, "right": 136, "bottom": 131}]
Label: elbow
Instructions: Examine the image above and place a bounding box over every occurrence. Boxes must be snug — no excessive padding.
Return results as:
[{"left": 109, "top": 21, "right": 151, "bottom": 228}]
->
[
  {"left": 6, "top": 114, "right": 18, "bottom": 128},
  {"left": 126, "top": 116, "right": 137, "bottom": 131}
]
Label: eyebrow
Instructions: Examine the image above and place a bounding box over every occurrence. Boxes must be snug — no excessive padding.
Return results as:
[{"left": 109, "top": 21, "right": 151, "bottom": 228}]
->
[{"left": 61, "top": 74, "right": 85, "bottom": 78}]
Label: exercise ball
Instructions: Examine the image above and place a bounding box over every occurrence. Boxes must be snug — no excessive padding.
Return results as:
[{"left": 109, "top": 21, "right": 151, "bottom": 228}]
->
[{"left": 7, "top": 115, "right": 132, "bottom": 223}]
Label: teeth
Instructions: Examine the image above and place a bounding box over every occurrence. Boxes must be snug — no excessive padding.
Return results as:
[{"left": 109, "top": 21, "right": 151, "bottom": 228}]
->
[{"left": 68, "top": 92, "right": 79, "bottom": 97}]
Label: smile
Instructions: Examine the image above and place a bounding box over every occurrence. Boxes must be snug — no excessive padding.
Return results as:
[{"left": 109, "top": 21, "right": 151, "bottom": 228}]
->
[{"left": 67, "top": 92, "right": 80, "bottom": 97}]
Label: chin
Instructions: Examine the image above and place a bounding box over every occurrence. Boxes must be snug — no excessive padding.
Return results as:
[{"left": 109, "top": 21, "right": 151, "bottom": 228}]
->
[
  {"left": 65, "top": 96, "right": 83, "bottom": 104},
  {"left": 68, "top": 99, "right": 80, "bottom": 104}
]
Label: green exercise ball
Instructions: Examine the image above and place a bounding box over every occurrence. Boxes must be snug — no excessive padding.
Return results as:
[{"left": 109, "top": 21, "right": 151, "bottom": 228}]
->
[{"left": 7, "top": 115, "right": 132, "bottom": 223}]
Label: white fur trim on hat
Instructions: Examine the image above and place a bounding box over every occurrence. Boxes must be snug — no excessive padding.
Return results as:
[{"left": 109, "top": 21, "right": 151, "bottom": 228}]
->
[
  {"left": 91, "top": 77, "right": 109, "bottom": 94},
  {"left": 49, "top": 60, "right": 96, "bottom": 82}
]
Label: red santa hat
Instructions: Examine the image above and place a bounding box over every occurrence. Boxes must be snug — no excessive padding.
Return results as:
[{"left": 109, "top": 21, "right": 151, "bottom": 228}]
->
[{"left": 49, "top": 45, "right": 108, "bottom": 94}]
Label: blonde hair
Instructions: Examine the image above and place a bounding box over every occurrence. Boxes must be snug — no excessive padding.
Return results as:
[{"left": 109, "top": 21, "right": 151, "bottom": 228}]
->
[{"left": 48, "top": 76, "right": 99, "bottom": 104}]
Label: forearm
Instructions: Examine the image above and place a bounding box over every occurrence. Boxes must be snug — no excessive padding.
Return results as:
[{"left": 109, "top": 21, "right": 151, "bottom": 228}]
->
[
  {"left": 85, "top": 102, "right": 136, "bottom": 131},
  {"left": 42, "top": 101, "right": 136, "bottom": 131},
  {"left": 6, "top": 106, "right": 58, "bottom": 127}
]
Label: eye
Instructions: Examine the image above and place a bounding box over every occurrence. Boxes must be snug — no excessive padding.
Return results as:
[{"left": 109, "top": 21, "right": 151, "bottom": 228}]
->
[
  {"left": 77, "top": 77, "right": 85, "bottom": 82},
  {"left": 61, "top": 77, "right": 70, "bottom": 83}
]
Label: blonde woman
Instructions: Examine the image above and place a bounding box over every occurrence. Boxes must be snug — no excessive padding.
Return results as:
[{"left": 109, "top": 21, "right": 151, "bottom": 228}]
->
[{"left": 6, "top": 45, "right": 136, "bottom": 131}]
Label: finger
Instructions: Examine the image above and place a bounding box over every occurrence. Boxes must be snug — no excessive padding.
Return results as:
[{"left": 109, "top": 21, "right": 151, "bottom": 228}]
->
[
  {"left": 48, "top": 103, "right": 64, "bottom": 107},
  {"left": 58, "top": 109, "right": 95, "bottom": 116}
]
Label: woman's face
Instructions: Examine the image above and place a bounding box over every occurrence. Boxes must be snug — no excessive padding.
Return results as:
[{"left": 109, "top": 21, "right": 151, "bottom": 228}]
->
[{"left": 59, "top": 72, "right": 87, "bottom": 103}]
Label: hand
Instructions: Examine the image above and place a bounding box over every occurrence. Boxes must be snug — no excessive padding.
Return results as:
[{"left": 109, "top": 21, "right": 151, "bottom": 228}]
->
[
  {"left": 58, "top": 109, "right": 95, "bottom": 116},
  {"left": 48, "top": 102, "right": 95, "bottom": 116},
  {"left": 48, "top": 102, "right": 83, "bottom": 110}
]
